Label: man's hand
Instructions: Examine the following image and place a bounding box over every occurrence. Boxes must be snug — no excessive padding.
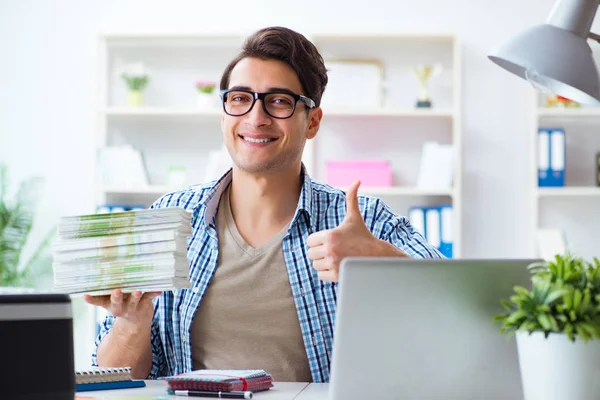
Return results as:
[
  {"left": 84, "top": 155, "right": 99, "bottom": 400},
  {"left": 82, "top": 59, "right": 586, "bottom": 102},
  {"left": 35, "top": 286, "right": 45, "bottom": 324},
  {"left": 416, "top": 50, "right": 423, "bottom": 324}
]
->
[
  {"left": 307, "top": 180, "right": 409, "bottom": 282},
  {"left": 84, "top": 289, "right": 161, "bottom": 333}
]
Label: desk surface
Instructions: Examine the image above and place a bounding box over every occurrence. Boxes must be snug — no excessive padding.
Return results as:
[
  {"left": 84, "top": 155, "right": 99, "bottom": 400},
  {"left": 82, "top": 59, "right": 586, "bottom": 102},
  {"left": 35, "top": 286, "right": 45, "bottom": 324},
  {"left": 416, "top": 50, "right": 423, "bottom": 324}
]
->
[{"left": 79, "top": 380, "right": 318, "bottom": 399}]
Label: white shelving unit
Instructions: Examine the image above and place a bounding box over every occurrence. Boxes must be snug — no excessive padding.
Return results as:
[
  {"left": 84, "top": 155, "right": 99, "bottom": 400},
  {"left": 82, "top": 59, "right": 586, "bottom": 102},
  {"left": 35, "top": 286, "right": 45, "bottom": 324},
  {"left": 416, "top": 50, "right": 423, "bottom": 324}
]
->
[
  {"left": 95, "top": 32, "right": 462, "bottom": 256},
  {"left": 530, "top": 81, "right": 600, "bottom": 260},
  {"left": 310, "top": 34, "right": 462, "bottom": 257}
]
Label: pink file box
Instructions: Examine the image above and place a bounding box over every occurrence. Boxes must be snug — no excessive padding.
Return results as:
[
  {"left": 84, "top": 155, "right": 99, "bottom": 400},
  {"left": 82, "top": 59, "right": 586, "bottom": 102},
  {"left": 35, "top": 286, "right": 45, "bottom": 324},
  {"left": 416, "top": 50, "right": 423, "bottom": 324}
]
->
[{"left": 326, "top": 160, "right": 392, "bottom": 187}]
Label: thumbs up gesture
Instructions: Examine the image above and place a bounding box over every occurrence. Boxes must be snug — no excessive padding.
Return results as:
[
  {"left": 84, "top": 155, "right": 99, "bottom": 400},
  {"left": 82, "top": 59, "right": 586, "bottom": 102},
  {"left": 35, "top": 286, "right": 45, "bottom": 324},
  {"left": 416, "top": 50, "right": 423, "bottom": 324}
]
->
[{"left": 307, "top": 181, "right": 408, "bottom": 282}]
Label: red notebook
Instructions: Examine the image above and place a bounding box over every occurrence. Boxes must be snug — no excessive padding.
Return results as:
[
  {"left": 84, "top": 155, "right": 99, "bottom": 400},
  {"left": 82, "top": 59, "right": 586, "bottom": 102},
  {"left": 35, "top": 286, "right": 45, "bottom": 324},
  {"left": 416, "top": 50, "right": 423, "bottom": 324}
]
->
[{"left": 162, "top": 369, "right": 273, "bottom": 392}]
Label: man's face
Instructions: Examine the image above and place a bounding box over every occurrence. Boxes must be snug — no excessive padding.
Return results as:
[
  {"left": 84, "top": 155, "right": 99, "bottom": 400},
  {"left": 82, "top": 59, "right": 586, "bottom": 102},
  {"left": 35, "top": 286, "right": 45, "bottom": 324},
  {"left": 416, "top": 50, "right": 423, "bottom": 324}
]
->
[{"left": 221, "top": 57, "right": 321, "bottom": 175}]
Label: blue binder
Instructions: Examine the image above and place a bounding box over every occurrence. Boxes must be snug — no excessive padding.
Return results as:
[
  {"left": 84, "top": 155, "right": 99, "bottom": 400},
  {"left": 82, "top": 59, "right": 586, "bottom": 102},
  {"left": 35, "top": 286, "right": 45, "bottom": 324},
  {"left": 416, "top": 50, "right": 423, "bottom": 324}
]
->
[
  {"left": 438, "top": 205, "right": 453, "bottom": 258},
  {"left": 538, "top": 128, "right": 565, "bottom": 187},
  {"left": 408, "top": 205, "right": 453, "bottom": 258}
]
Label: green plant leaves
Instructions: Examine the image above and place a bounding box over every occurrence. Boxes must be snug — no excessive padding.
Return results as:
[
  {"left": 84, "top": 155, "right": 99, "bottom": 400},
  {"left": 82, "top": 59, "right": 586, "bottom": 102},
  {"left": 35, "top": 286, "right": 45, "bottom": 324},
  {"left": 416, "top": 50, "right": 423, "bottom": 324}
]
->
[
  {"left": 495, "top": 252, "right": 600, "bottom": 343},
  {"left": 0, "top": 164, "right": 53, "bottom": 287}
]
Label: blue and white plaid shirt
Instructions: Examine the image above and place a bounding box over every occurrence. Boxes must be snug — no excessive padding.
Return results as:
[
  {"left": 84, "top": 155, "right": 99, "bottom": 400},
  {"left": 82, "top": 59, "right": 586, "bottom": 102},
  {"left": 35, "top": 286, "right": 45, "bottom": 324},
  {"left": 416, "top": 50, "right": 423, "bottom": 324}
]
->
[{"left": 92, "top": 169, "right": 443, "bottom": 382}]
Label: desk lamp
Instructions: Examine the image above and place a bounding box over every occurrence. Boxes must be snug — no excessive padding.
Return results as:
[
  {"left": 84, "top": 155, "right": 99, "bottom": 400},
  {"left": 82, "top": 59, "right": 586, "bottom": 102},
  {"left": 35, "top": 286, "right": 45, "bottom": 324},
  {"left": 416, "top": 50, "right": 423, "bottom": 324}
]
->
[{"left": 488, "top": 0, "right": 600, "bottom": 106}]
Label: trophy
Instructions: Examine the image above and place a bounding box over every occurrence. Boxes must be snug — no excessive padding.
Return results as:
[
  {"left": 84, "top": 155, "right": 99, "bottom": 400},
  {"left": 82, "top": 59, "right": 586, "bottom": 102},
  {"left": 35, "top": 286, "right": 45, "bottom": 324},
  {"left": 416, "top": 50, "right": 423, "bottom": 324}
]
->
[{"left": 413, "top": 63, "right": 443, "bottom": 108}]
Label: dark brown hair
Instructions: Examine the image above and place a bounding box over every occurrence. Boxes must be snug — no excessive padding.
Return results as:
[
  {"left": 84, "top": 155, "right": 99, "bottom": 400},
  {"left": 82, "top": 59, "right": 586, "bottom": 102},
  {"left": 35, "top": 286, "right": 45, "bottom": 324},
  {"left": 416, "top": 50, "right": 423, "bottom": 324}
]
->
[{"left": 220, "top": 26, "right": 328, "bottom": 107}]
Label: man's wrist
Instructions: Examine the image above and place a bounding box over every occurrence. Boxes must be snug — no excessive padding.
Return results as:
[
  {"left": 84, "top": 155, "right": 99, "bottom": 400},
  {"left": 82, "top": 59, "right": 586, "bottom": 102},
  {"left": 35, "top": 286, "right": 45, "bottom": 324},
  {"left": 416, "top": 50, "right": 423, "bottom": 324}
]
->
[
  {"left": 376, "top": 239, "right": 410, "bottom": 257},
  {"left": 113, "top": 316, "right": 152, "bottom": 338}
]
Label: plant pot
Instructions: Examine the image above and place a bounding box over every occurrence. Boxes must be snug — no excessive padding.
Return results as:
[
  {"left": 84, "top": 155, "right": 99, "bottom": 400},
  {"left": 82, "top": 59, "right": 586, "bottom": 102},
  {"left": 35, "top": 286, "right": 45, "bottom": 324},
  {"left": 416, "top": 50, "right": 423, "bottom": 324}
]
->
[
  {"left": 516, "top": 331, "right": 600, "bottom": 400},
  {"left": 196, "top": 92, "right": 218, "bottom": 110},
  {"left": 127, "top": 90, "right": 144, "bottom": 107}
]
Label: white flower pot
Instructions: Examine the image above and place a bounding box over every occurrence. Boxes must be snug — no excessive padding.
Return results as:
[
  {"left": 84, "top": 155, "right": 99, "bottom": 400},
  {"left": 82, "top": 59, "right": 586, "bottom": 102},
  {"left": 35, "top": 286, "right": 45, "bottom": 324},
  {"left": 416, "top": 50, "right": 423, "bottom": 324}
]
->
[
  {"left": 516, "top": 331, "right": 600, "bottom": 400},
  {"left": 196, "top": 92, "right": 218, "bottom": 110}
]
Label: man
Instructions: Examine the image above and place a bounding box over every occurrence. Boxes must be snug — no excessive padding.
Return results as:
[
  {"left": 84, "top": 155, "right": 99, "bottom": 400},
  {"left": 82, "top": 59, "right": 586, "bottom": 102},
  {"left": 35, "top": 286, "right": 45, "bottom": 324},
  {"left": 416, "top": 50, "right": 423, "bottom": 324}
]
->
[{"left": 87, "top": 26, "right": 443, "bottom": 384}]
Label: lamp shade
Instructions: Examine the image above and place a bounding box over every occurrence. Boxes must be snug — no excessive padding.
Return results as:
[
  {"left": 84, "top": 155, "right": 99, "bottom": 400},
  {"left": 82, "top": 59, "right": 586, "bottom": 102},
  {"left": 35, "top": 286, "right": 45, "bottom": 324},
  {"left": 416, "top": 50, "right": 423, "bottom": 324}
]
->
[{"left": 488, "top": 24, "right": 600, "bottom": 105}]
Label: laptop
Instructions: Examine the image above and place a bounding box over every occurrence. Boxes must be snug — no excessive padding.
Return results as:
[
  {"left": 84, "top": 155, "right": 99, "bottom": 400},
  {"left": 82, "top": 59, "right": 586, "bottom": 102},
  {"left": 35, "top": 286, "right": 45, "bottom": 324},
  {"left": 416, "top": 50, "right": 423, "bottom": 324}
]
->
[{"left": 328, "top": 258, "right": 539, "bottom": 400}]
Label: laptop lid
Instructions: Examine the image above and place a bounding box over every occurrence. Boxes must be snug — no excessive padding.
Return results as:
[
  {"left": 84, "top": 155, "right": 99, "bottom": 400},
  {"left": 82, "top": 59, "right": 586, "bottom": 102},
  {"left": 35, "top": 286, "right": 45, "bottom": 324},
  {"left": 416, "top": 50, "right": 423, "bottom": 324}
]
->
[{"left": 329, "top": 258, "right": 539, "bottom": 400}]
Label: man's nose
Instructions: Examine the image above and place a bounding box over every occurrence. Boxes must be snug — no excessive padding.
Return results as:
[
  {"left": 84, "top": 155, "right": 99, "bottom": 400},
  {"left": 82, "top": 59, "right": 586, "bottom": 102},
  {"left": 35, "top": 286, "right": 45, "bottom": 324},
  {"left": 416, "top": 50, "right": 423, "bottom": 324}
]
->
[{"left": 244, "top": 98, "right": 272, "bottom": 126}]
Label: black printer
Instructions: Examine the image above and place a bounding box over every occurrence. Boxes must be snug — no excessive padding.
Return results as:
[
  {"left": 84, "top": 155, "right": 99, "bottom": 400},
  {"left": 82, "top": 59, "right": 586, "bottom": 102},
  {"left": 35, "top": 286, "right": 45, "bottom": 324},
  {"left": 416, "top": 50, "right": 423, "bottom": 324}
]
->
[{"left": 0, "top": 293, "right": 75, "bottom": 400}]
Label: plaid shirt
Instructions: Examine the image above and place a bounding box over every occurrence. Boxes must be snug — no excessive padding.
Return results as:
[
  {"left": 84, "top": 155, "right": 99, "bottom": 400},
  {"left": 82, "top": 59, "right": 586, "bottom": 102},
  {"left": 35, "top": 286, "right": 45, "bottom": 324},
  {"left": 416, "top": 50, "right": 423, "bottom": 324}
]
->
[{"left": 92, "top": 169, "right": 443, "bottom": 382}]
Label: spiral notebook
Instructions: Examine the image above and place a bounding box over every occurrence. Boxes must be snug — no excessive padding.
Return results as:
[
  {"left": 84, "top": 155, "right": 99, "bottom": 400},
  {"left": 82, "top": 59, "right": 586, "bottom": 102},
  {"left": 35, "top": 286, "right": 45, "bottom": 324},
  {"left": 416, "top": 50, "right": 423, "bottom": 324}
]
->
[
  {"left": 161, "top": 369, "right": 273, "bottom": 392},
  {"left": 75, "top": 367, "right": 146, "bottom": 392}
]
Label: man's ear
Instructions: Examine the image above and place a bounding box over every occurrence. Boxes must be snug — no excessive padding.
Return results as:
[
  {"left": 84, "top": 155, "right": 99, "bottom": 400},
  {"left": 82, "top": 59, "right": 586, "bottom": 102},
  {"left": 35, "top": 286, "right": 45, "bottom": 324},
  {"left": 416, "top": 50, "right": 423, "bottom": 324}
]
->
[{"left": 306, "top": 107, "right": 323, "bottom": 140}]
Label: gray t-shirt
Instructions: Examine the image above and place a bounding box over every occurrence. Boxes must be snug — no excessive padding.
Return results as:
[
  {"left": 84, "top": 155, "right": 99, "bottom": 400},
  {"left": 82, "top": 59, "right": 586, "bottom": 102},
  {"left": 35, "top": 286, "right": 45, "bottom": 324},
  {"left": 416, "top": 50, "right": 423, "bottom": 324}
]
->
[{"left": 190, "top": 184, "right": 312, "bottom": 382}]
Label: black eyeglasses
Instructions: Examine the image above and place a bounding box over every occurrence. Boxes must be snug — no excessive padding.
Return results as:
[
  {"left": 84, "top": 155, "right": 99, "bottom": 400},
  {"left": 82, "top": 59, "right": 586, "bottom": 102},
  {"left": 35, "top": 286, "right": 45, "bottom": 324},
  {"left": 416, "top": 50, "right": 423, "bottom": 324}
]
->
[{"left": 219, "top": 89, "right": 316, "bottom": 119}]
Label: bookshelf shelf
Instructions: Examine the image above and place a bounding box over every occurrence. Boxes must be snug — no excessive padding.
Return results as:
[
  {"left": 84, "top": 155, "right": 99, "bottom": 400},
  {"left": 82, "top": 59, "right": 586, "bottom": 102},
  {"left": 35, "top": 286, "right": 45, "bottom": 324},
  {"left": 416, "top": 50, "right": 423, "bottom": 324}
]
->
[
  {"left": 323, "top": 108, "right": 454, "bottom": 118},
  {"left": 537, "top": 187, "right": 600, "bottom": 197},
  {"left": 100, "top": 185, "right": 185, "bottom": 195},
  {"left": 537, "top": 108, "right": 600, "bottom": 118},
  {"left": 352, "top": 186, "right": 453, "bottom": 196},
  {"left": 104, "top": 107, "right": 222, "bottom": 118}
]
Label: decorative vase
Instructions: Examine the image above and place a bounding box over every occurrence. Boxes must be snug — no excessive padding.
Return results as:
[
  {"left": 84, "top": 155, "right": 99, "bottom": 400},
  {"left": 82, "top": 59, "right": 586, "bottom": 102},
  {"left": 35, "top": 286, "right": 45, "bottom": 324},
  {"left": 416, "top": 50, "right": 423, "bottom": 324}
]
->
[
  {"left": 196, "top": 92, "right": 218, "bottom": 110},
  {"left": 516, "top": 331, "right": 600, "bottom": 400},
  {"left": 128, "top": 90, "right": 144, "bottom": 107}
]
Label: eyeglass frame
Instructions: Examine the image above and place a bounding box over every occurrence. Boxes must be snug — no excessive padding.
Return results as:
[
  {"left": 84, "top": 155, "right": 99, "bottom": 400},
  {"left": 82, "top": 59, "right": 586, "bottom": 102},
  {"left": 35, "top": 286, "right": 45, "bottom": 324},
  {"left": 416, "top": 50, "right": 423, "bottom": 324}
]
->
[{"left": 219, "top": 89, "right": 316, "bottom": 119}]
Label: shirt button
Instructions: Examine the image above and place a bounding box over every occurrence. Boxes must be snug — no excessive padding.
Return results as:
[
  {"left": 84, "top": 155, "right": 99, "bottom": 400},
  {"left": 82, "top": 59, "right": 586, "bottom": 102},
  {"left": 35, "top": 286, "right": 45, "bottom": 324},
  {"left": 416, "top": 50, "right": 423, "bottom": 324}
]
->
[
  {"left": 192, "top": 287, "right": 199, "bottom": 294},
  {"left": 182, "top": 334, "right": 188, "bottom": 342}
]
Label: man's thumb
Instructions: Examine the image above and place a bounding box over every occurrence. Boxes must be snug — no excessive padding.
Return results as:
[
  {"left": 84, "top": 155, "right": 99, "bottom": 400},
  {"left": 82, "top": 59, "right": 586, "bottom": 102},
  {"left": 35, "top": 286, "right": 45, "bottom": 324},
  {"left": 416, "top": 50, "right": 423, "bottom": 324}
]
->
[{"left": 344, "top": 180, "right": 362, "bottom": 221}]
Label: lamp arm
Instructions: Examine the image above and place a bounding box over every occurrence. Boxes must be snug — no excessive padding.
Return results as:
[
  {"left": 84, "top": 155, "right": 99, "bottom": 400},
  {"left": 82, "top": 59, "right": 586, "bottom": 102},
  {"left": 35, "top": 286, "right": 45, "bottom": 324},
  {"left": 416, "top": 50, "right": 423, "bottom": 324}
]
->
[{"left": 590, "top": 32, "right": 600, "bottom": 43}]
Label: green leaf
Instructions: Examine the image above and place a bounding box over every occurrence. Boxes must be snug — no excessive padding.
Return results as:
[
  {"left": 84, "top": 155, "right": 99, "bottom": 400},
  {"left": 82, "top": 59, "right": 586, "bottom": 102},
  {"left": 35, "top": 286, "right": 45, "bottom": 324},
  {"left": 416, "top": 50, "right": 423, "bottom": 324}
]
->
[
  {"left": 582, "top": 288, "right": 592, "bottom": 310},
  {"left": 506, "top": 310, "right": 528, "bottom": 325},
  {"left": 501, "top": 299, "right": 514, "bottom": 313},
  {"left": 576, "top": 324, "right": 591, "bottom": 342},
  {"left": 556, "top": 314, "right": 568, "bottom": 322},
  {"left": 564, "top": 290, "right": 574, "bottom": 310},
  {"left": 514, "top": 286, "right": 530, "bottom": 297},
  {"left": 579, "top": 322, "right": 600, "bottom": 339},
  {"left": 557, "top": 257, "right": 564, "bottom": 279},
  {"left": 570, "top": 310, "right": 578, "bottom": 322},
  {"left": 574, "top": 289, "right": 583, "bottom": 310},
  {"left": 544, "top": 289, "right": 568, "bottom": 305},
  {"left": 548, "top": 314, "right": 560, "bottom": 332},
  {"left": 537, "top": 313, "right": 552, "bottom": 330}
]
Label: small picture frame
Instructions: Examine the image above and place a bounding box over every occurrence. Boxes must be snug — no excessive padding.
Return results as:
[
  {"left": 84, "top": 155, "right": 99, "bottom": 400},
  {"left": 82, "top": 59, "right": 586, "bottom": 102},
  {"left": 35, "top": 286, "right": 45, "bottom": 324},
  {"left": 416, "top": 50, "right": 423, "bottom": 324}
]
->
[{"left": 321, "top": 59, "right": 383, "bottom": 109}]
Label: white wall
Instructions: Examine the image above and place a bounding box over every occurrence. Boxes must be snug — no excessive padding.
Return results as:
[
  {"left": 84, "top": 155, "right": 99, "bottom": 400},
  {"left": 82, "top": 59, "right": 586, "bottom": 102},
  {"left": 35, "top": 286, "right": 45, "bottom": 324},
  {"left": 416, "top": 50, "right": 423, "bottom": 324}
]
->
[{"left": 2, "top": 0, "right": 597, "bottom": 367}]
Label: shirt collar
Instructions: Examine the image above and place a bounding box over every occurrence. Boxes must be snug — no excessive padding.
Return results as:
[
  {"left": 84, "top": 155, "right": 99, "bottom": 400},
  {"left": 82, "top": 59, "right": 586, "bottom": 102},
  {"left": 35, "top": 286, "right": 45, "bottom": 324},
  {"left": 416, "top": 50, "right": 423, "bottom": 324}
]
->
[{"left": 191, "top": 164, "right": 315, "bottom": 233}]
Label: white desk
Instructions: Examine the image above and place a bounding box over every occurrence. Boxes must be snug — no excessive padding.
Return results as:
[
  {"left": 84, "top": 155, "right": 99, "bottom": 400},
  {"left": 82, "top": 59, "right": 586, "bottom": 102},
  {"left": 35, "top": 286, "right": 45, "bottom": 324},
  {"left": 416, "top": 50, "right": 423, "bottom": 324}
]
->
[
  {"left": 294, "top": 383, "right": 329, "bottom": 400},
  {"left": 80, "top": 380, "right": 321, "bottom": 399}
]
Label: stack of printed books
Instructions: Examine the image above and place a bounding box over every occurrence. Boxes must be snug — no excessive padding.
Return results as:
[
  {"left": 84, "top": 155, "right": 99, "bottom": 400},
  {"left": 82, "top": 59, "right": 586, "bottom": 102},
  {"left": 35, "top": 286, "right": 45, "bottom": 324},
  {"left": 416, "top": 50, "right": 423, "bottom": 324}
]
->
[{"left": 52, "top": 207, "right": 192, "bottom": 296}]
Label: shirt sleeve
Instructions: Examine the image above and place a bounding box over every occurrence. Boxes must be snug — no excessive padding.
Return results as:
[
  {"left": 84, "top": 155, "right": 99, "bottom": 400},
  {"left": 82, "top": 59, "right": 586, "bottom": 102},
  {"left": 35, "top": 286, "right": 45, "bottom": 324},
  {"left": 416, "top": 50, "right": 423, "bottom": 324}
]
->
[{"left": 370, "top": 198, "right": 445, "bottom": 259}]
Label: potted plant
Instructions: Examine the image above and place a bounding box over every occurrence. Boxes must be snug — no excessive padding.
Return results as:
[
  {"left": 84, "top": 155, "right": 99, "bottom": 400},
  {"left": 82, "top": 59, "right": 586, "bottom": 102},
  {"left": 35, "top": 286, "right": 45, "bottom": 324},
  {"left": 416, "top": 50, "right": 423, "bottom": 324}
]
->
[
  {"left": 119, "top": 62, "right": 150, "bottom": 107},
  {"left": 195, "top": 81, "right": 218, "bottom": 109},
  {"left": 0, "top": 164, "right": 54, "bottom": 292},
  {"left": 495, "top": 253, "right": 600, "bottom": 400}
]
